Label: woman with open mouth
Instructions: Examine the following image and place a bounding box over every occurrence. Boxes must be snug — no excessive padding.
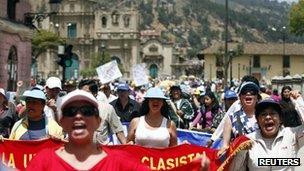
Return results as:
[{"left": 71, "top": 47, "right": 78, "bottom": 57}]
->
[
  {"left": 127, "top": 87, "right": 177, "bottom": 148},
  {"left": 26, "top": 90, "right": 152, "bottom": 171},
  {"left": 221, "top": 81, "right": 260, "bottom": 150},
  {"left": 229, "top": 91, "right": 304, "bottom": 170}
]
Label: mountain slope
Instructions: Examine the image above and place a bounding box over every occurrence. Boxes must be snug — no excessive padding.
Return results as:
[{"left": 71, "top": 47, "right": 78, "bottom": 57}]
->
[{"left": 101, "top": 0, "right": 302, "bottom": 56}]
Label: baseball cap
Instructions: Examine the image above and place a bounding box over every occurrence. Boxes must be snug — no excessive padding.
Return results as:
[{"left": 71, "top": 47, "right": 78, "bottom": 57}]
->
[
  {"left": 239, "top": 82, "right": 260, "bottom": 95},
  {"left": 46, "top": 77, "right": 62, "bottom": 90},
  {"left": 255, "top": 98, "right": 282, "bottom": 118},
  {"left": 20, "top": 89, "right": 46, "bottom": 101},
  {"left": 144, "top": 87, "right": 168, "bottom": 99},
  {"left": 224, "top": 90, "right": 238, "bottom": 99},
  {"left": 58, "top": 89, "right": 99, "bottom": 119},
  {"left": 32, "top": 85, "right": 44, "bottom": 91},
  {"left": 117, "top": 83, "right": 129, "bottom": 91}
]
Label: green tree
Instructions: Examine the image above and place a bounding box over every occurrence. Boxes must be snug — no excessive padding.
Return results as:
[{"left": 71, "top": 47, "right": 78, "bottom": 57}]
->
[
  {"left": 157, "top": 7, "right": 170, "bottom": 27},
  {"left": 32, "top": 29, "right": 64, "bottom": 60},
  {"left": 289, "top": 0, "right": 304, "bottom": 35},
  {"left": 188, "top": 29, "right": 202, "bottom": 48},
  {"left": 80, "top": 51, "right": 111, "bottom": 78},
  {"left": 80, "top": 51, "right": 125, "bottom": 78}
]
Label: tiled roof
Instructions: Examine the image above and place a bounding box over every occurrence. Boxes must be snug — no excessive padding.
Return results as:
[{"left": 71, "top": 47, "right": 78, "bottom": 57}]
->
[{"left": 201, "top": 42, "right": 304, "bottom": 56}]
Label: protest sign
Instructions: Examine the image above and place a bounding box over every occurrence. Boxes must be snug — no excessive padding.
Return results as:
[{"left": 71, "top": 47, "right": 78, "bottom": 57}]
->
[
  {"left": 96, "top": 60, "right": 122, "bottom": 84},
  {"left": 132, "top": 63, "right": 149, "bottom": 86}
]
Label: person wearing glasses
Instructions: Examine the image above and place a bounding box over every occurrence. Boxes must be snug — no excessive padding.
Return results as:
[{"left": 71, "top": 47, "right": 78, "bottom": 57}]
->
[
  {"left": 229, "top": 93, "right": 304, "bottom": 170},
  {"left": 9, "top": 89, "right": 63, "bottom": 140},
  {"left": 207, "top": 75, "right": 260, "bottom": 148},
  {"left": 26, "top": 90, "right": 151, "bottom": 170},
  {"left": 221, "top": 81, "right": 260, "bottom": 149},
  {"left": 110, "top": 83, "right": 141, "bottom": 123}
]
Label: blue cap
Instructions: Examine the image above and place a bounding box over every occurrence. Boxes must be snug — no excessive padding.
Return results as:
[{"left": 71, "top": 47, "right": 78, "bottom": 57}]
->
[
  {"left": 21, "top": 89, "right": 46, "bottom": 101},
  {"left": 144, "top": 87, "right": 168, "bottom": 99},
  {"left": 224, "top": 90, "right": 238, "bottom": 99},
  {"left": 255, "top": 98, "right": 282, "bottom": 117},
  {"left": 117, "top": 83, "right": 129, "bottom": 91}
]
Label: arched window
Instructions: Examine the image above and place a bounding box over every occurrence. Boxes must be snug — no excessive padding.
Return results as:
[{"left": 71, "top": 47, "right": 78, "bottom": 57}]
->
[
  {"left": 111, "top": 56, "right": 121, "bottom": 64},
  {"left": 149, "top": 64, "right": 158, "bottom": 79},
  {"left": 123, "top": 15, "right": 130, "bottom": 27},
  {"left": 111, "top": 11, "right": 119, "bottom": 25},
  {"left": 7, "top": 0, "right": 17, "bottom": 20},
  {"left": 7, "top": 46, "right": 18, "bottom": 91},
  {"left": 102, "top": 16, "right": 107, "bottom": 28}
]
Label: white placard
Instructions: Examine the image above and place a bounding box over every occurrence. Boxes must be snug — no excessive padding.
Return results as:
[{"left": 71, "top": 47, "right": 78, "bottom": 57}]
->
[
  {"left": 96, "top": 60, "right": 122, "bottom": 84},
  {"left": 132, "top": 63, "right": 149, "bottom": 86}
]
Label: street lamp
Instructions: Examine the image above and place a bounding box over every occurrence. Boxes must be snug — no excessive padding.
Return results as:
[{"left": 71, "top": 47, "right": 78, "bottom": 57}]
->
[
  {"left": 271, "top": 26, "right": 287, "bottom": 55},
  {"left": 281, "top": 26, "right": 286, "bottom": 56},
  {"left": 100, "top": 42, "right": 106, "bottom": 65},
  {"left": 210, "top": 64, "right": 212, "bottom": 81},
  {"left": 224, "top": 0, "right": 229, "bottom": 86},
  {"left": 229, "top": 49, "right": 236, "bottom": 87}
]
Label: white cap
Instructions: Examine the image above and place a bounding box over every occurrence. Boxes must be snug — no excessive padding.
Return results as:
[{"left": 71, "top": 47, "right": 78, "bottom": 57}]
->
[
  {"left": 0, "top": 88, "right": 6, "bottom": 100},
  {"left": 46, "top": 77, "right": 62, "bottom": 90},
  {"left": 58, "top": 89, "right": 99, "bottom": 119},
  {"left": 21, "top": 89, "right": 46, "bottom": 101}
]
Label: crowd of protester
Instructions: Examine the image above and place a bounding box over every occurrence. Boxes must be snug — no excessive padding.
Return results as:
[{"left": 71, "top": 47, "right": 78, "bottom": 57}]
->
[{"left": 0, "top": 74, "right": 304, "bottom": 170}]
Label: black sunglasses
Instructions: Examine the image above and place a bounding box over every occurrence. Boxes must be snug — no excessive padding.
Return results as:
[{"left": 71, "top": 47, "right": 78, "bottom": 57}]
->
[
  {"left": 25, "top": 98, "right": 44, "bottom": 103},
  {"left": 62, "top": 105, "right": 99, "bottom": 117},
  {"left": 240, "top": 90, "right": 258, "bottom": 96}
]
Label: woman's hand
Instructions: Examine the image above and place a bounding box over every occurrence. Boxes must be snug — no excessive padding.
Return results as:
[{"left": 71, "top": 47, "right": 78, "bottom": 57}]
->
[
  {"left": 200, "top": 152, "right": 210, "bottom": 171},
  {"left": 127, "top": 141, "right": 134, "bottom": 145},
  {"left": 290, "top": 90, "right": 301, "bottom": 100},
  {"left": 206, "top": 139, "right": 214, "bottom": 148},
  {"left": 0, "top": 135, "right": 5, "bottom": 142},
  {"left": 181, "top": 140, "right": 190, "bottom": 144},
  {"left": 217, "top": 146, "right": 228, "bottom": 158}
]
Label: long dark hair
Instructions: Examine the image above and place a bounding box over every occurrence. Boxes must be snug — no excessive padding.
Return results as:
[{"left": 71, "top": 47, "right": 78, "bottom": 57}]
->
[
  {"left": 139, "top": 99, "right": 170, "bottom": 119},
  {"left": 201, "top": 91, "right": 221, "bottom": 127},
  {"left": 202, "top": 91, "right": 221, "bottom": 114},
  {"left": 280, "top": 86, "right": 292, "bottom": 102}
]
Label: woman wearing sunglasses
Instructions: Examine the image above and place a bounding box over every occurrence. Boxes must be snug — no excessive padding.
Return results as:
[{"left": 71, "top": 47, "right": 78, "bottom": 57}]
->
[
  {"left": 229, "top": 92, "right": 304, "bottom": 170},
  {"left": 26, "top": 90, "right": 150, "bottom": 170},
  {"left": 221, "top": 82, "right": 260, "bottom": 150}
]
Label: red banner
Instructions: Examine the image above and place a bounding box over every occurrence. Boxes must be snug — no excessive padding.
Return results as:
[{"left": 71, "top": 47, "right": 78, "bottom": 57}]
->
[{"left": 0, "top": 136, "right": 251, "bottom": 171}]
